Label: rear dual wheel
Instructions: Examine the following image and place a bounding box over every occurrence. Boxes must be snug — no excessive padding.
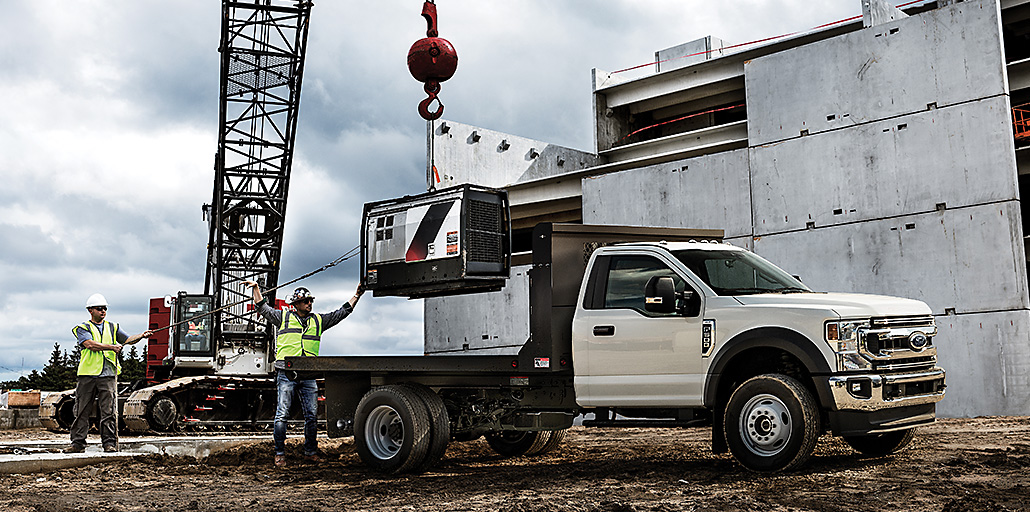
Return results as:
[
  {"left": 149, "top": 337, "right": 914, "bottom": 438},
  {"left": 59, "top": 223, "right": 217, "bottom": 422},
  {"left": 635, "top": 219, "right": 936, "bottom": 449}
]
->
[{"left": 354, "top": 384, "right": 450, "bottom": 474}]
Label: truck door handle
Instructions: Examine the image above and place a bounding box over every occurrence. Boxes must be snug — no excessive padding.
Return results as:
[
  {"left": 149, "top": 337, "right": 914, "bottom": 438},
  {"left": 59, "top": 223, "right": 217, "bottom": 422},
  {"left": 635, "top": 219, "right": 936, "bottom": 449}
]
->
[{"left": 593, "top": 325, "right": 615, "bottom": 336}]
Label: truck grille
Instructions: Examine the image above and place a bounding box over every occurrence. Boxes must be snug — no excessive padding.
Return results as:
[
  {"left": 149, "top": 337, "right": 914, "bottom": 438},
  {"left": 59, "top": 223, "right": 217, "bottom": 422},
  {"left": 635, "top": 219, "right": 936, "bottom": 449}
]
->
[{"left": 861, "top": 315, "right": 937, "bottom": 373}]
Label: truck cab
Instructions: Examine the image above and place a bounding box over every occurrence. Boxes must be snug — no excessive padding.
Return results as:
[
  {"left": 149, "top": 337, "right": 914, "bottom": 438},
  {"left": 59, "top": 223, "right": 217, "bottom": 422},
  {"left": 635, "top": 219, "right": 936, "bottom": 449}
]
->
[{"left": 573, "top": 241, "right": 945, "bottom": 470}]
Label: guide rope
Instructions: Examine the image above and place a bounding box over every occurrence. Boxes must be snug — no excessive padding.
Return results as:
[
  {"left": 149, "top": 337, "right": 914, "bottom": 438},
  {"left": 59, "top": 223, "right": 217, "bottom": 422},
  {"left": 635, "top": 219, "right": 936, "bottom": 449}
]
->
[{"left": 148, "top": 245, "right": 361, "bottom": 334}]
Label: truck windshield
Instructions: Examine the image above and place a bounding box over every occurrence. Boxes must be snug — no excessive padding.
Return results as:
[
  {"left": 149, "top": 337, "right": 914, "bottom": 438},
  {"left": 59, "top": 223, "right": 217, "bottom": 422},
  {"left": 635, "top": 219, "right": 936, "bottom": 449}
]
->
[{"left": 672, "top": 249, "right": 810, "bottom": 296}]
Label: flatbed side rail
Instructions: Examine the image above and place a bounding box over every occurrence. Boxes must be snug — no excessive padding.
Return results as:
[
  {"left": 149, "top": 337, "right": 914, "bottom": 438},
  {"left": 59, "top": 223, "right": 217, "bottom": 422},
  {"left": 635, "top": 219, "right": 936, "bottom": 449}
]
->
[{"left": 284, "top": 355, "right": 526, "bottom": 374}]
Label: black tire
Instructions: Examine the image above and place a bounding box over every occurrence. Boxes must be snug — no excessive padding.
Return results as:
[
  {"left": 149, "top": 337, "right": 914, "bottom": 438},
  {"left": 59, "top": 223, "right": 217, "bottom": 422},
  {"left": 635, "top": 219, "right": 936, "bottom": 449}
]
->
[
  {"left": 843, "top": 428, "right": 916, "bottom": 456},
  {"left": 354, "top": 385, "right": 432, "bottom": 474},
  {"left": 723, "top": 373, "right": 820, "bottom": 472},
  {"left": 56, "top": 394, "right": 76, "bottom": 431},
  {"left": 529, "top": 428, "right": 567, "bottom": 456},
  {"left": 400, "top": 383, "right": 451, "bottom": 472},
  {"left": 485, "top": 431, "right": 547, "bottom": 458}
]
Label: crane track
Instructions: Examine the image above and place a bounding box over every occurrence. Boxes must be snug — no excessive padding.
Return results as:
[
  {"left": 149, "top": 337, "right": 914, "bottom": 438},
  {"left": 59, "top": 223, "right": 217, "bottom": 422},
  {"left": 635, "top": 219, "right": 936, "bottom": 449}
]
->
[{"left": 123, "top": 375, "right": 277, "bottom": 432}]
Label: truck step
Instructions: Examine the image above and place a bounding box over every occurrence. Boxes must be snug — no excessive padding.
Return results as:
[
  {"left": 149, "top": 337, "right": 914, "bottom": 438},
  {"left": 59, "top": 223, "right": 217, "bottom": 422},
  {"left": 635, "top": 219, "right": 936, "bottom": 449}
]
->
[{"left": 582, "top": 418, "right": 710, "bottom": 428}]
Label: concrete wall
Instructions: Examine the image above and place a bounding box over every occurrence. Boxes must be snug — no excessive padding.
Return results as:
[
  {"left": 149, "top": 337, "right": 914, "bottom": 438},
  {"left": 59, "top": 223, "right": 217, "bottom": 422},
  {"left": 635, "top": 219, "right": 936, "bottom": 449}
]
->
[
  {"left": 582, "top": 149, "right": 752, "bottom": 240},
  {"left": 582, "top": 1, "right": 1027, "bottom": 417}
]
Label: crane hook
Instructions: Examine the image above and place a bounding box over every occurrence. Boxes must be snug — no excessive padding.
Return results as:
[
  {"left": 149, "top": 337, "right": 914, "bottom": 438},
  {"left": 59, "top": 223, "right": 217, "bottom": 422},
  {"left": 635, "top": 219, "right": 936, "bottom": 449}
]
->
[
  {"left": 419, "top": 81, "right": 444, "bottom": 121},
  {"left": 408, "top": 0, "right": 456, "bottom": 121}
]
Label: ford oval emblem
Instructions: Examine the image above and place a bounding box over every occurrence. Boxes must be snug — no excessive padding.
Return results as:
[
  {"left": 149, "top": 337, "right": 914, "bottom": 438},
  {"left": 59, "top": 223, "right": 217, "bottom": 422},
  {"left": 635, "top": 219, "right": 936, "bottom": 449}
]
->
[{"left": 908, "top": 331, "right": 929, "bottom": 351}]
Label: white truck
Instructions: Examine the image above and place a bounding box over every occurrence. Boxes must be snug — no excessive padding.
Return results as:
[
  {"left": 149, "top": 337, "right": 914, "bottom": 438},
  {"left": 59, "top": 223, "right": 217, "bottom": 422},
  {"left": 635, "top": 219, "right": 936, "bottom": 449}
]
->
[{"left": 288, "top": 187, "right": 946, "bottom": 473}]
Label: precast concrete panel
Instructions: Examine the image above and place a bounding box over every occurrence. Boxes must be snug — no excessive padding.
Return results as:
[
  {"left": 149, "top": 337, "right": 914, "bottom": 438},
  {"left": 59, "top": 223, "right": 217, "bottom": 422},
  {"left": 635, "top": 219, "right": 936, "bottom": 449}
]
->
[
  {"left": 424, "top": 266, "right": 530, "bottom": 355},
  {"left": 752, "top": 202, "right": 1029, "bottom": 315},
  {"left": 934, "top": 310, "right": 1030, "bottom": 417},
  {"left": 751, "top": 96, "right": 1019, "bottom": 235},
  {"left": 581, "top": 149, "right": 752, "bottom": 238},
  {"left": 745, "top": 1, "right": 1007, "bottom": 147},
  {"left": 431, "top": 120, "right": 600, "bottom": 190}
]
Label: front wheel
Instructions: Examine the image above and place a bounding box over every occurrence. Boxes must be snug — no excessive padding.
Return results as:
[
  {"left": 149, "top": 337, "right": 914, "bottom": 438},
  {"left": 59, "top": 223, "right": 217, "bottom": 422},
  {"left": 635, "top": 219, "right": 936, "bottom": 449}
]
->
[
  {"left": 844, "top": 429, "right": 916, "bottom": 456},
  {"left": 724, "top": 373, "right": 820, "bottom": 472}
]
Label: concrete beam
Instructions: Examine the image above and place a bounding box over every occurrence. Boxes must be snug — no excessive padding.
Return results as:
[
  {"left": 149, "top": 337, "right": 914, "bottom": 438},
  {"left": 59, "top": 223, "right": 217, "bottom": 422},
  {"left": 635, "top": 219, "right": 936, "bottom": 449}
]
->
[
  {"left": 0, "top": 435, "right": 269, "bottom": 474},
  {"left": 601, "top": 120, "right": 748, "bottom": 163}
]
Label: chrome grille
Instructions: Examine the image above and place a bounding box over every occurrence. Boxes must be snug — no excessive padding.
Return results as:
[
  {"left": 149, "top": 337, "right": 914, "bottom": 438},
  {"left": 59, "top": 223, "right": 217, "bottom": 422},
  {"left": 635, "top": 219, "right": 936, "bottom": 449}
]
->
[{"left": 860, "top": 315, "right": 937, "bottom": 372}]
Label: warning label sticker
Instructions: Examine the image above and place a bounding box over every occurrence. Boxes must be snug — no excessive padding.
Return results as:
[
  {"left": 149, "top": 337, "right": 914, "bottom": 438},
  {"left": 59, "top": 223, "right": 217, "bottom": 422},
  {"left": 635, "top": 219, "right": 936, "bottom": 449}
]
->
[{"left": 446, "top": 231, "right": 459, "bottom": 255}]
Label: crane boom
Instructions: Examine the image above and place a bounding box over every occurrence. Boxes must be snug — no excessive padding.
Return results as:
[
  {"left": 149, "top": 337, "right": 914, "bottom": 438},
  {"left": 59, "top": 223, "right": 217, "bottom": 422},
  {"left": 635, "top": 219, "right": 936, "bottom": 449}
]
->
[
  {"left": 202, "top": 0, "right": 314, "bottom": 369},
  {"left": 43, "top": 0, "right": 319, "bottom": 433}
]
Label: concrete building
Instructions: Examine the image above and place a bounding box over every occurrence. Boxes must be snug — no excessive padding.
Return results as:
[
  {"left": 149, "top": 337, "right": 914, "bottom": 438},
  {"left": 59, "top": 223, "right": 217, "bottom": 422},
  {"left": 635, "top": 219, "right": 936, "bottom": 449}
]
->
[{"left": 424, "top": 0, "right": 1030, "bottom": 417}]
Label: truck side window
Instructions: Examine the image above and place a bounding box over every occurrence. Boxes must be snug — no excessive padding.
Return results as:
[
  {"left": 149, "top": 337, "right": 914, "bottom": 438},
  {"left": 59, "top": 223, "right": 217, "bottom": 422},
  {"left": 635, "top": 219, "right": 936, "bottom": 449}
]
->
[{"left": 603, "top": 255, "right": 688, "bottom": 316}]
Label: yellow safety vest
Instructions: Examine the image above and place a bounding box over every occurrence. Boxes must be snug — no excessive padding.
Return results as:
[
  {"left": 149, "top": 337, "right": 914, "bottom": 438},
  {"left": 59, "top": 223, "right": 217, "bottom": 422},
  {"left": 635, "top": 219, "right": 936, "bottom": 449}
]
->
[
  {"left": 276, "top": 311, "right": 322, "bottom": 361},
  {"left": 72, "top": 321, "right": 121, "bottom": 376}
]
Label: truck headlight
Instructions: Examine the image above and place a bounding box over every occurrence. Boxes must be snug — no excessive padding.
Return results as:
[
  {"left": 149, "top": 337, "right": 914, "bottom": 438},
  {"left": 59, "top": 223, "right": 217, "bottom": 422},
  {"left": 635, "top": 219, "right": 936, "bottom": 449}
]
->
[
  {"left": 826, "top": 320, "right": 871, "bottom": 371},
  {"left": 826, "top": 320, "right": 864, "bottom": 347}
]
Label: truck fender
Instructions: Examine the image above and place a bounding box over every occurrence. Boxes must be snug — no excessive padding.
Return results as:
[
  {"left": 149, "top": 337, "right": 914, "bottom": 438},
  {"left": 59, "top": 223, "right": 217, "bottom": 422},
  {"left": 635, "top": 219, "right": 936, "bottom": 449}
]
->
[{"left": 703, "top": 327, "right": 832, "bottom": 407}]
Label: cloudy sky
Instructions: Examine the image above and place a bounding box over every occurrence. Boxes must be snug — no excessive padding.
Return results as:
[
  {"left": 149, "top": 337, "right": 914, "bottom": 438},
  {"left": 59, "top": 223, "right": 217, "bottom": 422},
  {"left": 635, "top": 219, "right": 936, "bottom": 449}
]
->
[{"left": 0, "top": 0, "right": 874, "bottom": 382}]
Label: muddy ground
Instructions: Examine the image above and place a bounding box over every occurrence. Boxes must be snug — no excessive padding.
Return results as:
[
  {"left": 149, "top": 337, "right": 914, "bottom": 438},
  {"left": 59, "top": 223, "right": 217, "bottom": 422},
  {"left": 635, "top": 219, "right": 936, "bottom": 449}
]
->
[{"left": 1, "top": 416, "right": 1028, "bottom": 512}]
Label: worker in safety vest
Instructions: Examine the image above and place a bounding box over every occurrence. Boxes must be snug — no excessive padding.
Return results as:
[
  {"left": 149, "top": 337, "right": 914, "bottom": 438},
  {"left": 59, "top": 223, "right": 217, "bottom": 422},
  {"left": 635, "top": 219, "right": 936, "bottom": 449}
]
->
[
  {"left": 66, "top": 293, "right": 153, "bottom": 453},
  {"left": 244, "top": 280, "right": 363, "bottom": 467}
]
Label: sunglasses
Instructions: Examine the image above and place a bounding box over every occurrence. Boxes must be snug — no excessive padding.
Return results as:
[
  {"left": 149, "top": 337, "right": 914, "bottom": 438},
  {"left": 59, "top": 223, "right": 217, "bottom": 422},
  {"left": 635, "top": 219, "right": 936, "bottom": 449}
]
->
[
  {"left": 91, "top": 306, "right": 108, "bottom": 312},
  {"left": 295, "top": 298, "right": 313, "bottom": 305}
]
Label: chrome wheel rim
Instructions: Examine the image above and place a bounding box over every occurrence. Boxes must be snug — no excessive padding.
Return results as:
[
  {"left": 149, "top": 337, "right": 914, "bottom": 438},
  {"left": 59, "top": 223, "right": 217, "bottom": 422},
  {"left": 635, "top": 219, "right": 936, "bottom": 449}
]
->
[
  {"left": 739, "top": 393, "right": 792, "bottom": 457},
  {"left": 365, "top": 405, "right": 403, "bottom": 460}
]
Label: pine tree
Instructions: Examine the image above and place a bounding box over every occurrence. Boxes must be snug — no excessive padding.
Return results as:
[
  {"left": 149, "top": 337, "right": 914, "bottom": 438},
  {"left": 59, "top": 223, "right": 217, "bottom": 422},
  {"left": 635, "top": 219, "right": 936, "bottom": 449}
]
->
[
  {"left": 121, "top": 345, "right": 147, "bottom": 381},
  {"left": 36, "top": 343, "right": 73, "bottom": 391}
]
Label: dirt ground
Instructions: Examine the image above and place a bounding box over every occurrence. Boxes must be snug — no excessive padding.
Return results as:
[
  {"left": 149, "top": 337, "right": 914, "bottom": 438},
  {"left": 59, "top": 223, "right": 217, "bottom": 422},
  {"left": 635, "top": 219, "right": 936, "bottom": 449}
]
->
[{"left": 1, "top": 416, "right": 1028, "bottom": 512}]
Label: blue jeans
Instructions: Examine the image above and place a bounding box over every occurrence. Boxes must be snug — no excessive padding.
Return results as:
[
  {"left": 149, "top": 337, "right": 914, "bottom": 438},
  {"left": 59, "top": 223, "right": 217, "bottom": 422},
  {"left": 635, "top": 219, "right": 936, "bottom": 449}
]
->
[{"left": 273, "top": 370, "right": 319, "bottom": 456}]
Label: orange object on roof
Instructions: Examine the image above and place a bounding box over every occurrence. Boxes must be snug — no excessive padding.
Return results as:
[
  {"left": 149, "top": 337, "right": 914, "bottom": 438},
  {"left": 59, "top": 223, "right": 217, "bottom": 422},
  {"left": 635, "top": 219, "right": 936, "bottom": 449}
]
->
[{"left": 1015, "top": 103, "right": 1030, "bottom": 141}]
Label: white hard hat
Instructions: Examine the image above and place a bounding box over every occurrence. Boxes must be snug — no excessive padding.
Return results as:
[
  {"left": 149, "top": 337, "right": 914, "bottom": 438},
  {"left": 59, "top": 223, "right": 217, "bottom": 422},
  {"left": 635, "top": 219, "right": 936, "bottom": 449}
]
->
[
  {"left": 85, "top": 293, "right": 108, "bottom": 308},
  {"left": 288, "top": 287, "right": 315, "bottom": 304}
]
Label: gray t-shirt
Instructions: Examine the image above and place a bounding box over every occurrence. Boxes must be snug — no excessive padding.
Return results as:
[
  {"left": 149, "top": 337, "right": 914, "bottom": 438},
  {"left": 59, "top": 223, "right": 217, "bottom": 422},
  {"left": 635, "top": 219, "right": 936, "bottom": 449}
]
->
[{"left": 74, "top": 321, "right": 129, "bottom": 377}]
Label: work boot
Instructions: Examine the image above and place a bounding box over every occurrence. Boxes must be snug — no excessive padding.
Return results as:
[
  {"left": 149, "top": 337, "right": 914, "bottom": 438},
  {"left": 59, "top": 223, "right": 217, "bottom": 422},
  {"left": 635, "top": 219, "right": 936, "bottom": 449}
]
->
[
  {"left": 63, "top": 444, "right": 86, "bottom": 454},
  {"left": 274, "top": 454, "right": 286, "bottom": 467},
  {"left": 103, "top": 444, "right": 118, "bottom": 453},
  {"left": 303, "top": 452, "right": 322, "bottom": 463}
]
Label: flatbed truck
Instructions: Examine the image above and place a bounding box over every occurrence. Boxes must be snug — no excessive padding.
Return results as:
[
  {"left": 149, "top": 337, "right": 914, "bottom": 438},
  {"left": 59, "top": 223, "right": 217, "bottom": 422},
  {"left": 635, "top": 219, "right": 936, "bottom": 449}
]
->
[{"left": 287, "top": 202, "right": 945, "bottom": 473}]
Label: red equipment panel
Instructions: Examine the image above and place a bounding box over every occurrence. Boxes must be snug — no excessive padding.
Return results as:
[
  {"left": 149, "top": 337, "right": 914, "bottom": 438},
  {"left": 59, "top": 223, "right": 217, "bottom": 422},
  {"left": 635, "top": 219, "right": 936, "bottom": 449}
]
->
[{"left": 146, "top": 297, "right": 171, "bottom": 381}]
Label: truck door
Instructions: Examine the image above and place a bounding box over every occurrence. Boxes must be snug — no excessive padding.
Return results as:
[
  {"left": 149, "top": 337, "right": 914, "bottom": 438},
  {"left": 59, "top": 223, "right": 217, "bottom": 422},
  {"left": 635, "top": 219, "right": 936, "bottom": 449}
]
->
[{"left": 573, "top": 253, "right": 705, "bottom": 407}]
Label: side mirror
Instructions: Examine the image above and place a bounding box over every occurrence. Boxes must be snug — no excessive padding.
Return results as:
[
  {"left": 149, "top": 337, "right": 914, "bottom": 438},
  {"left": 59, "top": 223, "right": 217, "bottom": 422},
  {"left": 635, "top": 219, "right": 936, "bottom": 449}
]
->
[{"left": 645, "top": 276, "right": 677, "bottom": 314}]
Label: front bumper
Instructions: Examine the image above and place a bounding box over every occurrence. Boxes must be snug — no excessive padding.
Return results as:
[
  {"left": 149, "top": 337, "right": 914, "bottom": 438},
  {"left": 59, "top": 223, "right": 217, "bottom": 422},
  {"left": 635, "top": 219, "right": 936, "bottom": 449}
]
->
[
  {"left": 826, "top": 367, "right": 946, "bottom": 412},
  {"left": 816, "top": 367, "right": 946, "bottom": 436}
]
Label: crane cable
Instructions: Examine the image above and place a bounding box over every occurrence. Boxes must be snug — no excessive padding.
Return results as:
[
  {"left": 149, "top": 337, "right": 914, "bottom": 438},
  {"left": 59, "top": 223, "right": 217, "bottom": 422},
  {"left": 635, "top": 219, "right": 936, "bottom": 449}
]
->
[{"left": 146, "top": 244, "right": 362, "bottom": 335}]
